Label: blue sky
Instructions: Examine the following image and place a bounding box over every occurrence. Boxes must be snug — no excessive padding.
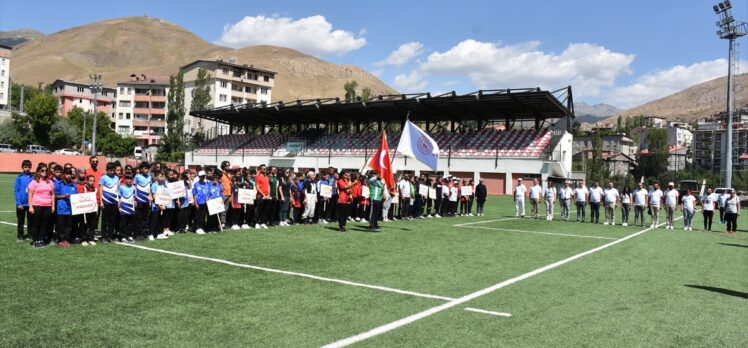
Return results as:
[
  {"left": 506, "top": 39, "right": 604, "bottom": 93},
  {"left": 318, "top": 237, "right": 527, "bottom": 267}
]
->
[{"left": 1, "top": 0, "right": 746, "bottom": 108}]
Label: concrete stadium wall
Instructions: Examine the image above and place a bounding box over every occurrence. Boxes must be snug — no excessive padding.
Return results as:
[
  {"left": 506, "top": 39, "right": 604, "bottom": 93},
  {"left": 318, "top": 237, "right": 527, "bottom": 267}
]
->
[{"left": 0, "top": 154, "right": 107, "bottom": 173}]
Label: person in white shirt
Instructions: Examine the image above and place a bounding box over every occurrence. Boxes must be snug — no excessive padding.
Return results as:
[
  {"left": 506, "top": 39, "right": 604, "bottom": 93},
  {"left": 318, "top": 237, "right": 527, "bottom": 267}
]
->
[
  {"left": 718, "top": 190, "right": 730, "bottom": 224},
  {"left": 588, "top": 181, "right": 604, "bottom": 224},
  {"left": 603, "top": 182, "right": 620, "bottom": 225},
  {"left": 514, "top": 178, "right": 527, "bottom": 218},
  {"left": 649, "top": 183, "right": 663, "bottom": 228},
  {"left": 701, "top": 187, "right": 717, "bottom": 231},
  {"left": 663, "top": 182, "right": 680, "bottom": 229},
  {"left": 398, "top": 175, "right": 411, "bottom": 219},
  {"left": 681, "top": 190, "right": 696, "bottom": 231},
  {"left": 620, "top": 185, "right": 632, "bottom": 226},
  {"left": 633, "top": 182, "right": 649, "bottom": 227},
  {"left": 559, "top": 181, "right": 574, "bottom": 221},
  {"left": 724, "top": 189, "right": 740, "bottom": 234},
  {"left": 543, "top": 180, "right": 557, "bottom": 221},
  {"left": 529, "top": 178, "right": 542, "bottom": 219},
  {"left": 574, "top": 181, "right": 589, "bottom": 222}
]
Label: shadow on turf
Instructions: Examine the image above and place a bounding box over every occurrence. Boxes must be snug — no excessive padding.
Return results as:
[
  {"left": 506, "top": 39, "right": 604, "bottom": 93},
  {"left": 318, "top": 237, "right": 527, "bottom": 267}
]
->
[
  {"left": 684, "top": 285, "right": 748, "bottom": 299},
  {"left": 717, "top": 242, "right": 748, "bottom": 249}
]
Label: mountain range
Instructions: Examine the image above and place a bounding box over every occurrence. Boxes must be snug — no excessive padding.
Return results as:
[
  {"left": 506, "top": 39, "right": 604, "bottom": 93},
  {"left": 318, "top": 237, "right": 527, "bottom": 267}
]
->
[
  {"left": 6, "top": 17, "right": 396, "bottom": 102},
  {"left": 0, "top": 29, "right": 44, "bottom": 47}
]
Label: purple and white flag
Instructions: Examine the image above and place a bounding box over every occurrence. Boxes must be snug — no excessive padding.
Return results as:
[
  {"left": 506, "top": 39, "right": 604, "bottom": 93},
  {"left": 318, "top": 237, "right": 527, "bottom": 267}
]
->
[{"left": 396, "top": 120, "right": 440, "bottom": 171}]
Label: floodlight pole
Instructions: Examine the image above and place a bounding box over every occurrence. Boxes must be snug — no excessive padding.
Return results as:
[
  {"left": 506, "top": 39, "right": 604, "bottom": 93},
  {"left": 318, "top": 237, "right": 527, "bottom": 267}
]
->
[
  {"left": 89, "top": 73, "right": 102, "bottom": 156},
  {"left": 713, "top": 1, "right": 747, "bottom": 189}
]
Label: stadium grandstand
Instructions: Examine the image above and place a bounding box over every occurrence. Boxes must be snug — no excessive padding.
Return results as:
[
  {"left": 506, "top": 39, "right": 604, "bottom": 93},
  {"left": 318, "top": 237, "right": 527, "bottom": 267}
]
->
[{"left": 187, "top": 88, "right": 576, "bottom": 195}]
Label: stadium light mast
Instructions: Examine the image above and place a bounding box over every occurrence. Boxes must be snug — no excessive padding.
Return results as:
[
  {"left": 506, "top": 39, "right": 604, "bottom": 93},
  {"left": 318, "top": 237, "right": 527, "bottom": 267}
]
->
[
  {"left": 713, "top": 1, "right": 747, "bottom": 189},
  {"left": 89, "top": 73, "right": 102, "bottom": 156}
]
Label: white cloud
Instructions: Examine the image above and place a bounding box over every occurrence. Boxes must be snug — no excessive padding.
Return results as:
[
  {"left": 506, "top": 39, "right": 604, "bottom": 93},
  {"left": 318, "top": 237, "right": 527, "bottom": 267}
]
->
[
  {"left": 418, "top": 39, "right": 635, "bottom": 97},
  {"left": 604, "top": 59, "right": 748, "bottom": 108},
  {"left": 216, "top": 15, "right": 366, "bottom": 57},
  {"left": 394, "top": 71, "right": 428, "bottom": 92},
  {"left": 376, "top": 42, "right": 424, "bottom": 66}
]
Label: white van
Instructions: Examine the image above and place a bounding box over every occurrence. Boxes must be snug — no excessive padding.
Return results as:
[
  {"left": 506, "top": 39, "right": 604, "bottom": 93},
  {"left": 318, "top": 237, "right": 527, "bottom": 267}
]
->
[{"left": 134, "top": 146, "right": 143, "bottom": 159}]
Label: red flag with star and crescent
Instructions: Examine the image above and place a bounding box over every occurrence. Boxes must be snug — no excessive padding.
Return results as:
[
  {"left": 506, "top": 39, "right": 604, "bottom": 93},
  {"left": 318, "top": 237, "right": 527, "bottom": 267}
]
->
[{"left": 368, "top": 131, "right": 396, "bottom": 190}]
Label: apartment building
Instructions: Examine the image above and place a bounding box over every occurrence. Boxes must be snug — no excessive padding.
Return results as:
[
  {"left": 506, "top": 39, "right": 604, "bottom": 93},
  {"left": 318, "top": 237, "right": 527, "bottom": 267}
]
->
[
  {"left": 692, "top": 116, "right": 748, "bottom": 171},
  {"left": 50, "top": 79, "right": 117, "bottom": 118},
  {"left": 182, "top": 58, "right": 276, "bottom": 138},
  {"left": 115, "top": 74, "right": 169, "bottom": 147},
  {"left": 0, "top": 44, "right": 12, "bottom": 109}
]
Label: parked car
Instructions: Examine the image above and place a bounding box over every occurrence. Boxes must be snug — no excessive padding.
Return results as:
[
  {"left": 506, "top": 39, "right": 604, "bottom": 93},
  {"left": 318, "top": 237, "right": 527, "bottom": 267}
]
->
[
  {"left": 54, "top": 148, "right": 81, "bottom": 155},
  {"left": 0, "top": 144, "right": 18, "bottom": 153},
  {"left": 133, "top": 146, "right": 143, "bottom": 159},
  {"left": 26, "top": 145, "right": 51, "bottom": 154}
]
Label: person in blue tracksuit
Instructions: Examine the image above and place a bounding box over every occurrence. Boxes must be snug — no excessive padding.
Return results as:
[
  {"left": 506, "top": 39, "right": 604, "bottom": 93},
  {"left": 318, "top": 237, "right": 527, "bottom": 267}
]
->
[
  {"left": 149, "top": 171, "right": 172, "bottom": 240},
  {"left": 192, "top": 170, "right": 211, "bottom": 234},
  {"left": 133, "top": 162, "right": 152, "bottom": 239},
  {"left": 54, "top": 168, "right": 78, "bottom": 247},
  {"left": 98, "top": 163, "right": 120, "bottom": 244},
  {"left": 118, "top": 175, "right": 136, "bottom": 243},
  {"left": 14, "top": 159, "right": 33, "bottom": 241}
]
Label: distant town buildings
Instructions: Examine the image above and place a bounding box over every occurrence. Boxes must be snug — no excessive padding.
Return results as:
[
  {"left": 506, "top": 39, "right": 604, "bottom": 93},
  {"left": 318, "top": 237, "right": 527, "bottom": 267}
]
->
[
  {"left": 114, "top": 74, "right": 170, "bottom": 147},
  {"left": 692, "top": 111, "right": 748, "bottom": 171},
  {"left": 182, "top": 58, "right": 276, "bottom": 138},
  {"left": 0, "top": 44, "right": 11, "bottom": 110},
  {"left": 572, "top": 134, "right": 638, "bottom": 176},
  {"left": 50, "top": 79, "right": 117, "bottom": 118}
]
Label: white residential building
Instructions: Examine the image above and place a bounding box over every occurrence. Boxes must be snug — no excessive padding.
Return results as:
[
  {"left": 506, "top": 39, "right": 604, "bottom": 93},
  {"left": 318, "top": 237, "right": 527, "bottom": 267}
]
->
[
  {"left": 182, "top": 59, "right": 276, "bottom": 138},
  {"left": 115, "top": 74, "right": 169, "bottom": 147},
  {"left": 0, "top": 44, "right": 11, "bottom": 109}
]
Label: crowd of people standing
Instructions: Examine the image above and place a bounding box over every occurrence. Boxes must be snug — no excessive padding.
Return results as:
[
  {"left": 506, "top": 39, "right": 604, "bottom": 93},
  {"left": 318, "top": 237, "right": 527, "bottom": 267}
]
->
[
  {"left": 14, "top": 157, "right": 490, "bottom": 247},
  {"left": 512, "top": 178, "right": 741, "bottom": 234}
]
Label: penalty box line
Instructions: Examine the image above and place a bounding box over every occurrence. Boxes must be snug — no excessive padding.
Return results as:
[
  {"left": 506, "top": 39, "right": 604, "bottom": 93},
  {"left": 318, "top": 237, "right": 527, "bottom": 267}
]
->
[{"left": 321, "top": 217, "right": 683, "bottom": 348}]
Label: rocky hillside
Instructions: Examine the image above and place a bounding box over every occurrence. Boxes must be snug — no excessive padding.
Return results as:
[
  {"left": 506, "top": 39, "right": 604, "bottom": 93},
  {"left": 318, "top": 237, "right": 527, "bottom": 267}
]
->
[{"left": 0, "top": 29, "right": 44, "bottom": 47}]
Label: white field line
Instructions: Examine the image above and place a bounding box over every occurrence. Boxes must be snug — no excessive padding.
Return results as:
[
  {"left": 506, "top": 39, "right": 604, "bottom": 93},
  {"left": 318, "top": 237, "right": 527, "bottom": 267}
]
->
[
  {"left": 0, "top": 211, "right": 16, "bottom": 213},
  {"left": 453, "top": 210, "right": 578, "bottom": 227},
  {"left": 459, "top": 225, "right": 619, "bottom": 240},
  {"left": 0, "top": 221, "right": 21, "bottom": 227},
  {"left": 116, "top": 242, "right": 455, "bottom": 301},
  {"left": 321, "top": 217, "right": 683, "bottom": 348},
  {"left": 464, "top": 307, "right": 512, "bottom": 317}
]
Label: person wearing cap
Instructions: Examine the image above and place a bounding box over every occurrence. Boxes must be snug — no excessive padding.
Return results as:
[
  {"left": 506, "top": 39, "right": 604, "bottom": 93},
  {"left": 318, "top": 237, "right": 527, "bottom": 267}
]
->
[
  {"left": 663, "top": 182, "right": 679, "bottom": 230},
  {"left": 192, "top": 170, "right": 211, "bottom": 234},
  {"left": 475, "top": 179, "right": 487, "bottom": 216},
  {"left": 514, "top": 178, "right": 527, "bottom": 218},
  {"left": 558, "top": 181, "right": 573, "bottom": 221}
]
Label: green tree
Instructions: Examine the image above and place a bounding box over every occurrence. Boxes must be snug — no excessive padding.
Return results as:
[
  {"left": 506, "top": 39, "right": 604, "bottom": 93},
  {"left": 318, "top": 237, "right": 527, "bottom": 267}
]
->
[
  {"left": 634, "top": 128, "right": 669, "bottom": 180},
  {"left": 98, "top": 133, "right": 137, "bottom": 157},
  {"left": 344, "top": 80, "right": 358, "bottom": 101},
  {"left": 586, "top": 131, "right": 610, "bottom": 183},
  {"left": 190, "top": 68, "right": 212, "bottom": 113},
  {"left": 0, "top": 112, "right": 33, "bottom": 148},
  {"left": 24, "top": 93, "right": 59, "bottom": 146},
  {"left": 9, "top": 83, "right": 45, "bottom": 111},
  {"left": 65, "top": 107, "right": 116, "bottom": 153},
  {"left": 48, "top": 117, "right": 81, "bottom": 149},
  {"left": 361, "top": 87, "right": 374, "bottom": 100},
  {"left": 158, "top": 70, "right": 186, "bottom": 162}
]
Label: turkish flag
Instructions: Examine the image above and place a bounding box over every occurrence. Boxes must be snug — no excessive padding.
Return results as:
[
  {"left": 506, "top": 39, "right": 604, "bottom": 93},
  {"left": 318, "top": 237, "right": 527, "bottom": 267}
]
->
[{"left": 368, "top": 131, "right": 396, "bottom": 190}]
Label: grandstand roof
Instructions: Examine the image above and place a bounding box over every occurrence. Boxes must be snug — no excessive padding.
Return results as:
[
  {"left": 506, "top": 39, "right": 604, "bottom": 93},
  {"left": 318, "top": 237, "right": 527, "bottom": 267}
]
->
[{"left": 190, "top": 87, "right": 574, "bottom": 127}]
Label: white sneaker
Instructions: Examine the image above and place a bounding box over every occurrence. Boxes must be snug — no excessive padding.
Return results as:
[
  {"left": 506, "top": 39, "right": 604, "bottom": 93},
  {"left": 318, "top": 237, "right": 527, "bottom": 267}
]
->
[
  {"left": 255, "top": 224, "right": 261, "bottom": 229},
  {"left": 603, "top": 221, "right": 609, "bottom": 225},
  {"left": 361, "top": 219, "right": 367, "bottom": 223},
  {"left": 383, "top": 218, "right": 390, "bottom": 222},
  {"left": 148, "top": 235, "right": 155, "bottom": 241},
  {"left": 241, "top": 224, "right": 250, "bottom": 229},
  {"left": 355, "top": 218, "right": 361, "bottom": 222},
  {"left": 164, "top": 231, "right": 173, "bottom": 236},
  {"left": 120, "top": 238, "right": 128, "bottom": 243},
  {"left": 82, "top": 241, "right": 89, "bottom": 246},
  {"left": 435, "top": 214, "right": 441, "bottom": 218},
  {"left": 231, "top": 225, "right": 240, "bottom": 230},
  {"left": 612, "top": 222, "right": 616, "bottom": 226},
  {"left": 196, "top": 229, "right": 205, "bottom": 235},
  {"left": 622, "top": 222, "right": 628, "bottom": 226},
  {"left": 426, "top": 215, "right": 432, "bottom": 218},
  {"left": 261, "top": 224, "right": 269, "bottom": 229},
  {"left": 156, "top": 234, "right": 169, "bottom": 239},
  {"left": 89, "top": 241, "right": 96, "bottom": 246}
]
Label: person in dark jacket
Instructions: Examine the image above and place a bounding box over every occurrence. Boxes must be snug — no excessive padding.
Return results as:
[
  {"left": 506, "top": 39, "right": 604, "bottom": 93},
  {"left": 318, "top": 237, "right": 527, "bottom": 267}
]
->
[{"left": 475, "top": 179, "right": 488, "bottom": 216}]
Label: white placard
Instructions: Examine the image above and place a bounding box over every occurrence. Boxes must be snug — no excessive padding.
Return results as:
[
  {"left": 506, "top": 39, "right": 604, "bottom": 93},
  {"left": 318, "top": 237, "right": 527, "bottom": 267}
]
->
[
  {"left": 362, "top": 186, "right": 370, "bottom": 198},
  {"left": 237, "top": 189, "right": 256, "bottom": 204},
  {"left": 207, "top": 197, "right": 226, "bottom": 215},
  {"left": 419, "top": 184, "right": 428, "bottom": 196},
  {"left": 391, "top": 195, "right": 399, "bottom": 204},
  {"left": 154, "top": 190, "right": 173, "bottom": 206},
  {"left": 461, "top": 186, "right": 473, "bottom": 196},
  {"left": 167, "top": 182, "right": 186, "bottom": 199},
  {"left": 320, "top": 185, "right": 333, "bottom": 198},
  {"left": 428, "top": 188, "right": 437, "bottom": 200},
  {"left": 70, "top": 192, "right": 98, "bottom": 215}
]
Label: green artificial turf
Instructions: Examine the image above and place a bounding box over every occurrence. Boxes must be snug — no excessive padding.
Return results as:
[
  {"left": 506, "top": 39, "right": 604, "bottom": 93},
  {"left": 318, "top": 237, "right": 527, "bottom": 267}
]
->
[{"left": 0, "top": 173, "right": 746, "bottom": 347}]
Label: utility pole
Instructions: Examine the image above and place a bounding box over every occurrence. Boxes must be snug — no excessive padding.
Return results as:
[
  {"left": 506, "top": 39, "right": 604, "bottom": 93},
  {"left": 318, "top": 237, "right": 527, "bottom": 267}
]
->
[
  {"left": 19, "top": 85, "right": 24, "bottom": 113},
  {"left": 713, "top": 1, "right": 747, "bottom": 189},
  {"left": 89, "top": 74, "right": 102, "bottom": 155}
]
